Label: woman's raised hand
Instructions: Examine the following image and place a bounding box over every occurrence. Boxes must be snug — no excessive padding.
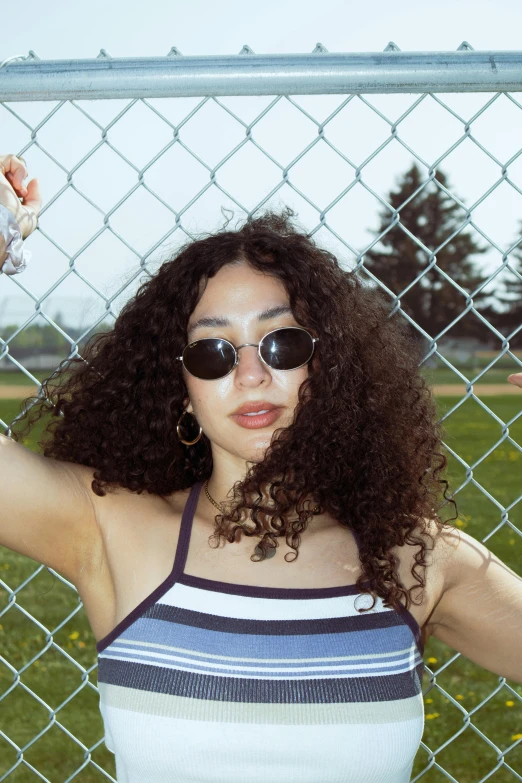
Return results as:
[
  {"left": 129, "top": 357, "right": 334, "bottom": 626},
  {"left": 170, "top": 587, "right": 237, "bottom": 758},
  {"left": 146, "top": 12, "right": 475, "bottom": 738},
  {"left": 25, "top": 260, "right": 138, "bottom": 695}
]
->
[
  {"left": 507, "top": 372, "right": 522, "bottom": 389},
  {"left": 0, "top": 153, "right": 42, "bottom": 240}
]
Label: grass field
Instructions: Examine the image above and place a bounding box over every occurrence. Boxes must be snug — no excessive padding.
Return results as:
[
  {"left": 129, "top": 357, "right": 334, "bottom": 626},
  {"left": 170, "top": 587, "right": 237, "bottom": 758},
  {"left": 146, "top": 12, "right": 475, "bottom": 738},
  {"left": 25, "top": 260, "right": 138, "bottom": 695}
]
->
[{"left": 0, "top": 392, "right": 521, "bottom": 782}]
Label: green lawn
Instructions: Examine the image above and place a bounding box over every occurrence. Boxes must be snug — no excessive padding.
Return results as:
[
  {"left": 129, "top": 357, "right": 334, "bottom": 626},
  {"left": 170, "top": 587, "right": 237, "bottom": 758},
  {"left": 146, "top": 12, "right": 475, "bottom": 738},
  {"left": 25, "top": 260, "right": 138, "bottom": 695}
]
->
[
  {"left": 0, "top": 395, "right": 521, "bottom": 782},
  {"left": 423, "top": 367, "right": 517, "bottom": 385}
]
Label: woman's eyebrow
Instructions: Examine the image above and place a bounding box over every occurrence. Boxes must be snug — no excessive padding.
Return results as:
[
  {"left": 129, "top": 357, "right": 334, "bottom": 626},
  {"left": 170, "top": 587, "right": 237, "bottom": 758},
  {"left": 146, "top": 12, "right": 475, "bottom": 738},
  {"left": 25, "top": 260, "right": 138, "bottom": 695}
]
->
[{"left": 187, "top": 305, "right": 293, "bottom": 338}]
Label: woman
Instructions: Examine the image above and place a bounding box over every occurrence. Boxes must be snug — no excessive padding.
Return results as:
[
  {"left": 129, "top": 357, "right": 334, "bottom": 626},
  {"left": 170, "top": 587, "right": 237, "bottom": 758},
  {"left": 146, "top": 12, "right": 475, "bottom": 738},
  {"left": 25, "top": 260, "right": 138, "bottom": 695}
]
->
[{"left": 1, "top": 153, "right": 521, "bottom": 783}]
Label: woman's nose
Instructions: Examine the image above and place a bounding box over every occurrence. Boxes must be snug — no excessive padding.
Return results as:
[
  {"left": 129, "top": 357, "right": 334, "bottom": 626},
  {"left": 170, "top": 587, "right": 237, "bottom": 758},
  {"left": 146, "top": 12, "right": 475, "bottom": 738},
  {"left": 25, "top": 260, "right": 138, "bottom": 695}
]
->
[{"left": 234, "top": 345, "right": 270, "bottom": 384}]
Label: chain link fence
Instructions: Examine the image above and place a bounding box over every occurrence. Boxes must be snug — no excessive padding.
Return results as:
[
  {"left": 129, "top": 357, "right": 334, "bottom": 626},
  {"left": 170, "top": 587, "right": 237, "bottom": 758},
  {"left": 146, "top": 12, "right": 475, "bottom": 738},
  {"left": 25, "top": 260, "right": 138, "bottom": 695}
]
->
[{"left": 0, "top": 43, "right": 521, "bottom": 782}]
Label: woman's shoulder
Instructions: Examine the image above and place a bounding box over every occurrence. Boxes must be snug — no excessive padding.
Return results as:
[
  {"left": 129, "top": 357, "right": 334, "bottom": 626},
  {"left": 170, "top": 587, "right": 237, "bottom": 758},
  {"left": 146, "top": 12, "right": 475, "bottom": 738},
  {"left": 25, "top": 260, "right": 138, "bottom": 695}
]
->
[
  {"left": 388, "top": 517, "right": 458, "bottom": 628},
  {"left": 392, "top": 515, "right": 459, "bottom": 563},
  {"left": 69, "top": 467, "right": 193, "bottom": 517}
]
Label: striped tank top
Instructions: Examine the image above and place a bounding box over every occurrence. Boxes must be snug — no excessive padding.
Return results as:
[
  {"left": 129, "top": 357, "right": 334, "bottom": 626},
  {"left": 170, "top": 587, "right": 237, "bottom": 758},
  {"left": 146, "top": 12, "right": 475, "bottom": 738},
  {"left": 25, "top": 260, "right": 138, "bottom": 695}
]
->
[{"left": 96, "top": 480, "right": 425, "bottom": 783}]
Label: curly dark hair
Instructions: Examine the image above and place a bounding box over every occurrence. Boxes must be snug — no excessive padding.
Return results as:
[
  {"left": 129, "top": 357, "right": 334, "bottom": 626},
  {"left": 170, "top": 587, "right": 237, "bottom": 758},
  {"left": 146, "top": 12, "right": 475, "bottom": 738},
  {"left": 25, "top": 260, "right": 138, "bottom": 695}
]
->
[{"left": 11, "top": 207, "right": 457, "bottom": 615}]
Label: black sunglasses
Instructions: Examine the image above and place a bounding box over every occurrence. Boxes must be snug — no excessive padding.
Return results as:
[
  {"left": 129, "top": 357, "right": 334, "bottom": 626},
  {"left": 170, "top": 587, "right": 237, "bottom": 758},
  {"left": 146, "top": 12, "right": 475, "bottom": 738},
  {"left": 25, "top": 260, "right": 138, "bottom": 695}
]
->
[{"left": 177, "top": 326, "right": 319, "bottom": 380}]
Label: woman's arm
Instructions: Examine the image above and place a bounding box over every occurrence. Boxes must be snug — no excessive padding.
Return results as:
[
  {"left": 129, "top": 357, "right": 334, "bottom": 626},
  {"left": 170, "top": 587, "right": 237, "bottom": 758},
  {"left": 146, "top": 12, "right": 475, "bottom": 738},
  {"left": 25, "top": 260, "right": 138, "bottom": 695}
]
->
[
  {"left": 0, "top": 232, "right": 6, "bottom": 267},
  {"left": 429, "top": 371, "right": 522, "bottom": 683},
  {"left": 0, "top": 154, "right": 103, "bottom": 586},
  {"left": 429, "top": 526, "right": 522, "bottom": 683},
  {"left": 0, "top": 436, "right": 103, "bottom": 585}
]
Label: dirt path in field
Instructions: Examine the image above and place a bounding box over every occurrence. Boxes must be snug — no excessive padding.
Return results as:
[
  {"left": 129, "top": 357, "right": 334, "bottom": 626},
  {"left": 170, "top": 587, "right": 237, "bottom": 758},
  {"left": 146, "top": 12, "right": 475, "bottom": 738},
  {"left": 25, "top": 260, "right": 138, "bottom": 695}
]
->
[
  {"left": 0, "top": 383, "right": 520, "bottom": 399},
  {"left": 430, "top": 384, "right": 520, "bottom": 396},
  {"left": 0, "top": 386, "right": 45, "bottom": 399}
]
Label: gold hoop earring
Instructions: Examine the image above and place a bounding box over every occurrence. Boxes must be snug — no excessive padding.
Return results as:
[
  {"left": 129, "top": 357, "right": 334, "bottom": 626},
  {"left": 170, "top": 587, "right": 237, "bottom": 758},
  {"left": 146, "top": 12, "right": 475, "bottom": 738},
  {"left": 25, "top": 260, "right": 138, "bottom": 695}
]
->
[{"left": 176, "top": 410, "right": 203, "bottom": 445}]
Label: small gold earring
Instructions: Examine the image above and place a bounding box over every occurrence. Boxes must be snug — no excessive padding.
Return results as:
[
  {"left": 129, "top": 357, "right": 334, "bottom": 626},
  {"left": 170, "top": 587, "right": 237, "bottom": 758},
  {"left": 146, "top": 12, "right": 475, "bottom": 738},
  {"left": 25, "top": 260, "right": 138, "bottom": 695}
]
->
[{"left": 176, "top": 410, "right": 203, "bottom": 445}]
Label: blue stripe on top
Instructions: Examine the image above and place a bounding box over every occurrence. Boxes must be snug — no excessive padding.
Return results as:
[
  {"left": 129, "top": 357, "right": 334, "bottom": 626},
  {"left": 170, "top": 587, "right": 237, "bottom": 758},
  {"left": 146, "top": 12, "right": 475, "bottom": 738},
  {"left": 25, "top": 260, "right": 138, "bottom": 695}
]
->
[{"left": 96, "top": 481, "right": 426, "bottom": 783}]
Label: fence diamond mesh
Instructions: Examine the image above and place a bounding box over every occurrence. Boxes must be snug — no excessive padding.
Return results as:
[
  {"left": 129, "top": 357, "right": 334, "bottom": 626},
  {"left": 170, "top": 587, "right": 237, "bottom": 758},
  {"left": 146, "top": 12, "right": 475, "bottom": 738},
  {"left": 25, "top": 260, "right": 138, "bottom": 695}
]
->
[{"left": 0, "top": 43, "right": 521, "bottom": 782}]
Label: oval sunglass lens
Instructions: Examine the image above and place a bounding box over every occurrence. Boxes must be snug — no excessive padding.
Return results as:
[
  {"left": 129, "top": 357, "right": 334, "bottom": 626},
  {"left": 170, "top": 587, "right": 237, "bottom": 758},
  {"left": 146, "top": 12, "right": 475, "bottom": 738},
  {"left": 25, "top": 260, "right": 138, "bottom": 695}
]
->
[
  {"left": 183, "top": 339, "right": 235, "bottom": 379},
  {"left": 260, "top": 328, "right": 313, "bottom": 370}
]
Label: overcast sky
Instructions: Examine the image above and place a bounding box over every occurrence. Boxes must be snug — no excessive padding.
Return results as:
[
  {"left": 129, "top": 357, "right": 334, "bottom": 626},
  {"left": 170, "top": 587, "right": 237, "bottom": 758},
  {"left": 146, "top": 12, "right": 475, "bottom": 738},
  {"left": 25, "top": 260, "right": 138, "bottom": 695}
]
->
[{"left": 1, "top": 0, "right": 521, "bottom": 331}]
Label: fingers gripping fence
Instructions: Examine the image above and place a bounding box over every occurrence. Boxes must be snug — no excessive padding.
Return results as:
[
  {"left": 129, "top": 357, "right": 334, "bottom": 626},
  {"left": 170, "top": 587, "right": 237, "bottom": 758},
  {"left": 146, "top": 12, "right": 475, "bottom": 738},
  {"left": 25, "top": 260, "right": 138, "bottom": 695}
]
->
[{"left": 0, "top": 43, "right": 521, "bottom": 782}]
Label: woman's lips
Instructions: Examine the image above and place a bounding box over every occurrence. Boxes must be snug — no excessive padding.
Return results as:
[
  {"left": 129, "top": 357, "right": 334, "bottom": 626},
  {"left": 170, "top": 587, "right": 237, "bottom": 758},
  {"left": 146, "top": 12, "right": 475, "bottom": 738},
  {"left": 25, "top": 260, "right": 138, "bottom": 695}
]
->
[{"left": 230, "top": 408, "right": 283, "bottom": 429}]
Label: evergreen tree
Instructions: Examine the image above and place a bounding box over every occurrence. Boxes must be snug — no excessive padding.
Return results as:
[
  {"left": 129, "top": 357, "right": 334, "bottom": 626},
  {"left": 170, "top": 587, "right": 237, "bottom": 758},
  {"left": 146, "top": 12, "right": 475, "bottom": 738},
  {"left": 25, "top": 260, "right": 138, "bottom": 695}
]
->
[
  {"left": 363, "top": 163, "right": 494, "bottom": 342},
  {"left": 495, "top": 241, "right": 522, "bottom": 349}
]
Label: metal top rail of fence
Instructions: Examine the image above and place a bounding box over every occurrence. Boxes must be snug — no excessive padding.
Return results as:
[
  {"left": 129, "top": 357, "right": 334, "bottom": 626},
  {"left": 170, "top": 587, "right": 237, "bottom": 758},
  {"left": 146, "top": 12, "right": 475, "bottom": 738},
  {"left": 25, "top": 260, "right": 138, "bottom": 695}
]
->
[
  {"left": 0, "top": 44, "right": 521, "bottom": 783},
  {"left": 2, "top": 44, "right": 522, "bottom": 99}
]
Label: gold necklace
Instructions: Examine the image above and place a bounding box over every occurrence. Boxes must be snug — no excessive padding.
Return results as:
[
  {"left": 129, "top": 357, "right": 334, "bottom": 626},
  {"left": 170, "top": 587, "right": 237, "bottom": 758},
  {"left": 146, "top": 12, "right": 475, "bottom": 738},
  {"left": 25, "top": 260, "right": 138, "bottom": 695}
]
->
[{"left": 204, "top": 480, "right": 320, "bottom": 560}]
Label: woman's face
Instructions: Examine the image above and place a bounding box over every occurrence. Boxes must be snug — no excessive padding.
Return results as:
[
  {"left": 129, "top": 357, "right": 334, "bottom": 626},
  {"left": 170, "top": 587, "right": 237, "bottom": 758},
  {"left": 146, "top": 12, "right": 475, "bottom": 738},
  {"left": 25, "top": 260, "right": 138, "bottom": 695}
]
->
[{"left": 182, "top": 261, "right": 311, "bottom": 464}]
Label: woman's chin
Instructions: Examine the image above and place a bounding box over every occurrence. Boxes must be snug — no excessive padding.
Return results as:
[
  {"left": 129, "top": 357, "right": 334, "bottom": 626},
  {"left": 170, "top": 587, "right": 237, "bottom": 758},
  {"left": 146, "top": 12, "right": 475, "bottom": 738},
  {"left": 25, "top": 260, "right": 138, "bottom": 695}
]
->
[
  {"left": 244, "top": 446, "right": 270, "bottom": 463},
  {"left": 237, "top": 439, "right": 273, "bottom": 464}
]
